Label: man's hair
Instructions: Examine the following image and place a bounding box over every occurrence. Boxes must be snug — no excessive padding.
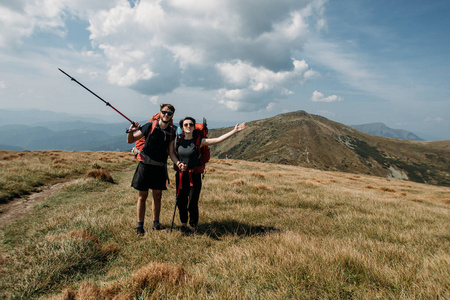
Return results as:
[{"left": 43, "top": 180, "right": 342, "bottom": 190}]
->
[
  {"left": 179, "top": 117, "right": 196, "bottom": 128},
  {"left": 160, "top": 103, "right": 175, "bottom": 113}
]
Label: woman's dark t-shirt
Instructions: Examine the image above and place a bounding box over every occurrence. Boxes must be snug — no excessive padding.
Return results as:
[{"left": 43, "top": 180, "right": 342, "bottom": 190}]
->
[{"left": 177, "top": 138, "right": 200, "bottom": 169}]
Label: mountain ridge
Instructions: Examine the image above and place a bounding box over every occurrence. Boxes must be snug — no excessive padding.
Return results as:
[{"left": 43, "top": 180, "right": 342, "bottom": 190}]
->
[
  {"left": 351, "top": 122, "right": 424, "bottom": 141},
  {"left": 1, "top": 109, "right": 448, "bottom": 186},
  {"left": 209, "top": 111, "right": 449, "bottom": 186}
]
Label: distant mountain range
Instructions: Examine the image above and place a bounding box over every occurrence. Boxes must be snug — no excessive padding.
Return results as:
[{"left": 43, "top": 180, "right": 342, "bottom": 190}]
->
[
  {"left": 0, "top": 109, "right": 119, "bottom": 126},
  {"left": 0, "top": 109, "right": 233, "bottom": 151},
  {"left": 0, "top": 109, "right": 131, "bottom": 151},
  {"left": 209, "top": 111, "right": 449, "bottom": 186},
  {"left": 351, "top": 122, "right": 424, "bottom": 141},
  {"left": 0, "top": 122, "right": 131, "bottom": 152},
  {"left": 1, "top": 109, "right": 448, "bottom": 186}
]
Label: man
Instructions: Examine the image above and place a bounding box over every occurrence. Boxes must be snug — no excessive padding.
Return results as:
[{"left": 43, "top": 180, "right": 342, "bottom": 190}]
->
[{"left": 127, "top": 104, "right": 184, "bottom": 235}]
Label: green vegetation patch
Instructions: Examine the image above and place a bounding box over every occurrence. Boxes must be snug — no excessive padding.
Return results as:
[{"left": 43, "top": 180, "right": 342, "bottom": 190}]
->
[
  {"left": 344, "top": 136, "right": 389, "bottom": 165},
  {"left": 343, "top": 136, "right": 449, "bottom": 186},
  {"left": 0, "top": 150, "right": 134, "bottom": 203}
]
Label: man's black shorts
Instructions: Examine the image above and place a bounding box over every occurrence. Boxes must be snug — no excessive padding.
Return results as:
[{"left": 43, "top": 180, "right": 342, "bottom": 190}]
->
[{"left": 131, "top": 162, "right": 167, "bottom": 191}]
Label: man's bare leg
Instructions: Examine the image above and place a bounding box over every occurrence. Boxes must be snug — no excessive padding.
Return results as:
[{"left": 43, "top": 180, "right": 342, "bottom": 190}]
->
[
  {"left": 152, "top": 190, "right": 163, "bottom": 229},
  {"left": 137, "top": 190, "right": 149, "bottom": 222},
  {"left": 135, "top": 190, "right": 149, "bottom": 235}
]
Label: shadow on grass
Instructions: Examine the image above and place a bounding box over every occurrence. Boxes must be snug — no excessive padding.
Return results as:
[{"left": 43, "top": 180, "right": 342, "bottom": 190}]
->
[{"left": 196, "top": 220, "right": 279, "bottom": 240}]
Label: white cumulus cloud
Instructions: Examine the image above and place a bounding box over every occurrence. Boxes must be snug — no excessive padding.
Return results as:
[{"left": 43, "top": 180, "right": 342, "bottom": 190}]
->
[
  {"left": 0, "top": 0, "right": 327, "bottom": 112},
  {"left": 149, "top": 96, "right": 159, "bottom": 105},
  {"left": 0, "top": 1, "right": 113, "bottom": 48},
  {"left": 216, "top": 59, "right": 317, "bottom": 111},
  {"left": 84, "top": 0, "right": 326, "bottom": 111},
  {"left": 310, "top": 90, "right": 343, "bottom": 102}
]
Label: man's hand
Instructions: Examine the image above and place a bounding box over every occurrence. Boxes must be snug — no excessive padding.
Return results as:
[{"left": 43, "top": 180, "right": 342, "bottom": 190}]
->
[{"left": 128, "top": 121, "right": 141, "bottom": 133}]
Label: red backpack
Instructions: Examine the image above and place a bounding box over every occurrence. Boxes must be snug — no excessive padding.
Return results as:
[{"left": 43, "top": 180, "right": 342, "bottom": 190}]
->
[
  {"left": 176, "top": 118, "right": 210, "bottom": 174},
  {"left": 132, "top": 112, "right": 174, "bottom": 162}
]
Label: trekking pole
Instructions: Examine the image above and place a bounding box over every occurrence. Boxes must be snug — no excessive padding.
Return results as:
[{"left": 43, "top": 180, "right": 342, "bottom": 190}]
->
[
  {"left": 170, "top": 197, "right": 178, "bottom": 232},
  {"left": 171, "top": 162, "right": 183, "bottom": 232},
  {"left": 58, "top": 68, "right": 135, "bottom": 125}
]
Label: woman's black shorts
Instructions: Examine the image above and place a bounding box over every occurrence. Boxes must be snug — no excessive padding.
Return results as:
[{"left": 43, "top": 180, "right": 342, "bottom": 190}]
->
[{"left": 131, "top": 162, "right": 167, "bottom": 191}]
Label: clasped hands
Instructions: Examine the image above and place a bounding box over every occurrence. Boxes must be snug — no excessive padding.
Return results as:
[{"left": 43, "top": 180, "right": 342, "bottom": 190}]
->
[{"left": 177, "top": 161, "right": 187, "bottom": 171}]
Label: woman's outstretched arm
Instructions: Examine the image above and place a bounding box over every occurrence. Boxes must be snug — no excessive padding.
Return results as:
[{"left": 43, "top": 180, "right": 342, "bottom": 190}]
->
[{"left": 200, "top": 123, "right": 246, "bottom": 147}]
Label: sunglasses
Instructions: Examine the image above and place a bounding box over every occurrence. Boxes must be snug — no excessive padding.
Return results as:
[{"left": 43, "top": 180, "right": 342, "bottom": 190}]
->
[
  {"left": 183, "top": 123, "right": 195, "bottom": 127},
  {"left": 160, "top": 110, "right": 173, "bottom": 116}
]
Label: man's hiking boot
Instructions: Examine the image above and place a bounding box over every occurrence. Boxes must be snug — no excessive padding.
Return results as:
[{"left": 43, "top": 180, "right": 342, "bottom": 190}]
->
[
  {"left": 152, "top": 223, "right": 165, "bottom": 231},
  {"left": 136, "top": 227, "right": 145, "bottom": 236}
]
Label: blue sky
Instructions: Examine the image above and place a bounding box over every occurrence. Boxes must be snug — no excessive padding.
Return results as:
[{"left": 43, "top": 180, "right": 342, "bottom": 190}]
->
[{"left": 0, "top": 0, "right": 449, "bottom": 140}]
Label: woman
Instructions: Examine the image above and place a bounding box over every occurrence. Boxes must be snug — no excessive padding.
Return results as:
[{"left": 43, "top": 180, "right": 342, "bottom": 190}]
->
[{"left": 175, "top": 117, "right": 246, "bottom": 235}]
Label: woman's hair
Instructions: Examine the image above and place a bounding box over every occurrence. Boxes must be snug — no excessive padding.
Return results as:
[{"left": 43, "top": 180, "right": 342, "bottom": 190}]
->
[{"left": 179, "top": 117, "right": 196, "bottom": 128}]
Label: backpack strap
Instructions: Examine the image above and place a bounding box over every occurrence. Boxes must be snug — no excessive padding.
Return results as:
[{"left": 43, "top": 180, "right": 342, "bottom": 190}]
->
[
  {"left": 194, "top": 131, "right": 202, "bottom": 159},
  {"left": 149, "top": 120, "right": 158, "bottom": 135},
  {"left": 143, "top": 120, "right": 158, "bottom": 151},
  {"left": 170, "top": 126, "right": 175, "bottom": 141},
  {"left": 176, "top": 132, "right": 185, "bottom": 149},
  {"left": 177, "top": 170, "right": 195, "bottom": 196}
]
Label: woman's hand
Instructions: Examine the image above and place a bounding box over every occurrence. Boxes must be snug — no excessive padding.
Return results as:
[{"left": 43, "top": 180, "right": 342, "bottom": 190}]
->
[
  {"left": 234, "top": 123, "right": 246, "bottom": 132},
  {"left": 177, "top": 161, "right": 187, "bottom": 172}
]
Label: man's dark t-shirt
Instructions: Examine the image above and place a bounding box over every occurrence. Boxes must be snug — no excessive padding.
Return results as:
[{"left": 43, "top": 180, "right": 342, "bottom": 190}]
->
[{"left": 140, "top": 122, "right": 174, "bottom": 163}]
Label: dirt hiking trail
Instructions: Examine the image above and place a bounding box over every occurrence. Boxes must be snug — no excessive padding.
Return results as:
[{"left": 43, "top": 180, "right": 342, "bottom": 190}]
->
[{"left": 0, "top": 181, "right": 73, "bottom": 228}]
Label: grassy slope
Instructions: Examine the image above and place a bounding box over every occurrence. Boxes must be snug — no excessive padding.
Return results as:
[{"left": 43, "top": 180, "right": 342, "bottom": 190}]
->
[
  {"left": 0, "top": 150, "right": 136, "bottom": 203},
  {"left": 209, "top": 111, "right": 450, "bottom": 186},
  {"left": 0, "top": 152, "right": 449, "bottom": 299}
]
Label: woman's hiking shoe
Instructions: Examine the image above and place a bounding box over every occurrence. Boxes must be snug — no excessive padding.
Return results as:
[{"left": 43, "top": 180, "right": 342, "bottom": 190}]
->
[
  {"left": 180, "top": 225, "right": 189, "bottom": 234},
  {"left": 136, "top": 227, "right": 145, "bottom": 236},
  {"left": 181, "top": 225, "right": 195, "bottom": 236},
  {"left": 152, "top": 224, "right": 165, "bottom": 230}
]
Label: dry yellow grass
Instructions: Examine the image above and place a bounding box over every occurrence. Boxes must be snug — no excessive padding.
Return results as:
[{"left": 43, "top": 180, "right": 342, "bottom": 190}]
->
[
  {"left": 51, "top": 262, "right": 189, "bottom": 300},
  {"left": 0, "top": 150, "right": 134, "bottom": 203},
  {"left": 84, "top": 169, "right": 115, "bottom": 183},
  {"left": 0, "top": 156, "right": 449, "bottom": 299}
]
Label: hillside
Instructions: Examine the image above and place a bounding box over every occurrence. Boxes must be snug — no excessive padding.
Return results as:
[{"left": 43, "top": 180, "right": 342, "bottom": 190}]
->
[
  {"left": 0, "top": 152, "right": 449, "bottom": 299},
  {"left": 0, "top": 151, "right": 450, "bottom": 299},
  {"left": 209, "top": 111, "right": 450, "bottom": 186}
]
